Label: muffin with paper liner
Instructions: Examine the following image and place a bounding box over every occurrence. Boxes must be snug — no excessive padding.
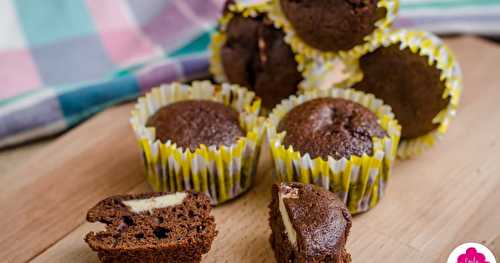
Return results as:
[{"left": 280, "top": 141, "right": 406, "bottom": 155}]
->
[
  {"left": 267, "top": 0, "right": 399, "bottom": 60},
  {"left": 210, "top": 0, "right": 343, "bottom": 110},
  {"left": 130, "top": 81, "right": 265, "bottom": 205},
  {"left": 345, "top": 29, "right": 463, "bottom": 158},
  {"left": 266, "top": 88, "right": 401, "bottom": 214}
]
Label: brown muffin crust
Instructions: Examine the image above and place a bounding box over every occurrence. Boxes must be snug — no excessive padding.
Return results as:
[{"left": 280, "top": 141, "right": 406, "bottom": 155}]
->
[
  {"left": 85, "top": 191, "right": 216, "bottom": 263},
  {"left": 352, "top": 45, "right": 449, "bottom": 139},
  {"left": 269, "top": 182, "right": 352, "bottom": 263},
  {"left": 280, "top": 0, "right": 386, "bottom": 52},
  {"left": 277, "top": 98, "right": 387, "bottom": 160},
  {"left": 220, "top": 14, "right": 302, "bottom": 108},
  {"left": 146, "top": 100, "right": 244, "bottom": 150}
]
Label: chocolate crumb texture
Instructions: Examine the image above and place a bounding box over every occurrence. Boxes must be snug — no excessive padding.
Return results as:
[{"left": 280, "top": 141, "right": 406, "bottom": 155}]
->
[{"left": 85, "top": 191, "right": 217, "bottom": 263}]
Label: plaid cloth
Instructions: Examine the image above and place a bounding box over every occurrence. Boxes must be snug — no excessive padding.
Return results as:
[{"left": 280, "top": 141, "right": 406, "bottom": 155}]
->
[
  {"left": 1, "top": 0, "right": 499, "bottom": 148},
  {"left": 396, "top": 0, "right": 500, "bottom": 35},
  {"left": 0, "top": 0, "right": 223, "bottom": 148}
]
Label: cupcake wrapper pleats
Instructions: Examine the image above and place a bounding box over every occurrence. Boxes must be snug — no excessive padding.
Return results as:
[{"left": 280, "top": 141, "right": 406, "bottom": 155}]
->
[
  {"left": 130, "top": 81, "right": 265, "bottom": 205},
  {"left": 267, "top": 88, "right": 401, "bottom": 214}
]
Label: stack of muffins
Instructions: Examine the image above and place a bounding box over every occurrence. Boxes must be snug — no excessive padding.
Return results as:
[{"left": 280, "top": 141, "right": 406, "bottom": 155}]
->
[
  {"left": 206, "top": 0, "right": 463, "bottom": 212},
  {"left": 210, "top": 0, "right": 462, "bottom": 159},
  {"left": 108, "top": 0, "right": 465, "bottom": 262}
]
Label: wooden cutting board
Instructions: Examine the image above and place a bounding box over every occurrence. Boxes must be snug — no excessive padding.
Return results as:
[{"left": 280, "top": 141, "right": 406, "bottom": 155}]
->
[{"left": 1, "top": 37, "right": 499, "bottom": 263}]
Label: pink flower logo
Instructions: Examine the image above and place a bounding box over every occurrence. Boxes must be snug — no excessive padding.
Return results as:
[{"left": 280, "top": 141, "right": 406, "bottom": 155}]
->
[{"left": 457, "top": 247, "right": 490, "bottom": 263}]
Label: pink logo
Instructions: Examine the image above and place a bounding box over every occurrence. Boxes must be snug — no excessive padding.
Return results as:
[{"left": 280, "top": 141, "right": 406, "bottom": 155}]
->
[{"left": 457, "top": 247, "right": 490, "bottom": 263}]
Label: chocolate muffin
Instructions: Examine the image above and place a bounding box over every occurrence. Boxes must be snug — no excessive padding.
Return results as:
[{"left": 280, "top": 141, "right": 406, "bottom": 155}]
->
[
  {"left": 220, "top": 14, "right": 302, "bottom": 108},
  {"left": 269, "top": 182, "right": 352, "bottom": 263},
  {"left": 279, "top": 0, "right": 387, "bottom": 52},
  {"left": 352, "top": 45, "right": 450, "bottom": 139},
  {"left": 146, "top": 100, "right": 244, "bottom": 150},
  {"left": 85, "top": 191, "right": 217, "bottom": 263},
  {"left": 277, "top": 97, "right": 387, "bottom": 160}
]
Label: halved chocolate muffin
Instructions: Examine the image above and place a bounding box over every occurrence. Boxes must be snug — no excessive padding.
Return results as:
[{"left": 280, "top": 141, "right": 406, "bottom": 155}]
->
[
  {"left": 277, "top": 97, "right": 387, "bottom": 160},
  {"left": 220, "top": 14, "right": 302, "bottom": 108},
  {"left": 352, "top": 45, "right": 449, "bottom": 140},
  {"left": 279, "top": 0, "right": 387, "bottom": 52},
  {"left": 146, "top": 100, "right": 244, "bottom": 150},
  {"left": 85, "top": 191, "right": 216, "bottom": 263},
  {"left": 269, "top": 182, "right": 352, "bottom": 263}
]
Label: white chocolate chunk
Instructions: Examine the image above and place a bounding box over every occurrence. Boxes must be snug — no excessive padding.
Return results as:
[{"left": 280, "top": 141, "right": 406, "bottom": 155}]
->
[
  {"left": 123, "top": 192, "right": 187, "bottom": 213},
  {"left": 89, "top": 222, "right": 107, "bottom": 232},
  {"left": 278, "top": 187, "right": 299, "bottom": 247}
]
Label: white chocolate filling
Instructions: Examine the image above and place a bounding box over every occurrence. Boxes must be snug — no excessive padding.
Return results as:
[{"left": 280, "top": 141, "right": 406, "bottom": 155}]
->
[
  {"left": 89, "top": 222, "right": 107, "bottom": 232},
  {"left": 278, "top": 187, "right": 299, "bottom": 247},
  {"left": 123, "top": 192, "right": 187, "bottom": 213}
]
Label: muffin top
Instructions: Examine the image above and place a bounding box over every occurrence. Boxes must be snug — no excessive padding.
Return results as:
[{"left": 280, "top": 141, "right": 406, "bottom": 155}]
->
[
  {"left": 277, "top": 98, "right": 387, "bottom": 159},
  {"left": 280, "top": 0, "right": 386, "bottom": 52},
  {"left": 352, "top": 44, "right": 449, "bottom": 139},
  {"left": 273, "top": 182, "right": 352, "bottom": 259},
  {"left": 147, "top": 100, "right": 244, "bottom": 150},
  {"left": 220, "top": 14, "right": 302, "bottom": 108}
]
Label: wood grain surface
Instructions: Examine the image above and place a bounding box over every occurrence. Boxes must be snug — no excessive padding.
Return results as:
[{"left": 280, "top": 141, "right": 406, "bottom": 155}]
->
[{"left": 1, "top": 37, "right": 499, "bottom": 263}]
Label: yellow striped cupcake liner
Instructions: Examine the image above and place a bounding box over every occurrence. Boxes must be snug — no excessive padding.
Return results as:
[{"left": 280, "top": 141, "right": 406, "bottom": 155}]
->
[
  {"left": 130, "top": 81, "right": 265, "bottom": 205},
  {"left": 343, "top": 29, "right": 463, "bottom": 158},
  {"left": 267, "top": 0, "right": 399, "bottom": 61},
  {"left": 266, "top": 88, "right": 401, "bottom": 214},
  {"left": 209, "top": 1, "right": 344, "bottom": 96}
]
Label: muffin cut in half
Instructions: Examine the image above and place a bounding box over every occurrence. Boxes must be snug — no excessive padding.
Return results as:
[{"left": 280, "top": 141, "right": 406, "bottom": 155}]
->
[
  {"left": 269, "top": 182, "right": 352, "bottom": 263},
  {"left": 85, "top": 191, "right": 217, "bottom": 263}
]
